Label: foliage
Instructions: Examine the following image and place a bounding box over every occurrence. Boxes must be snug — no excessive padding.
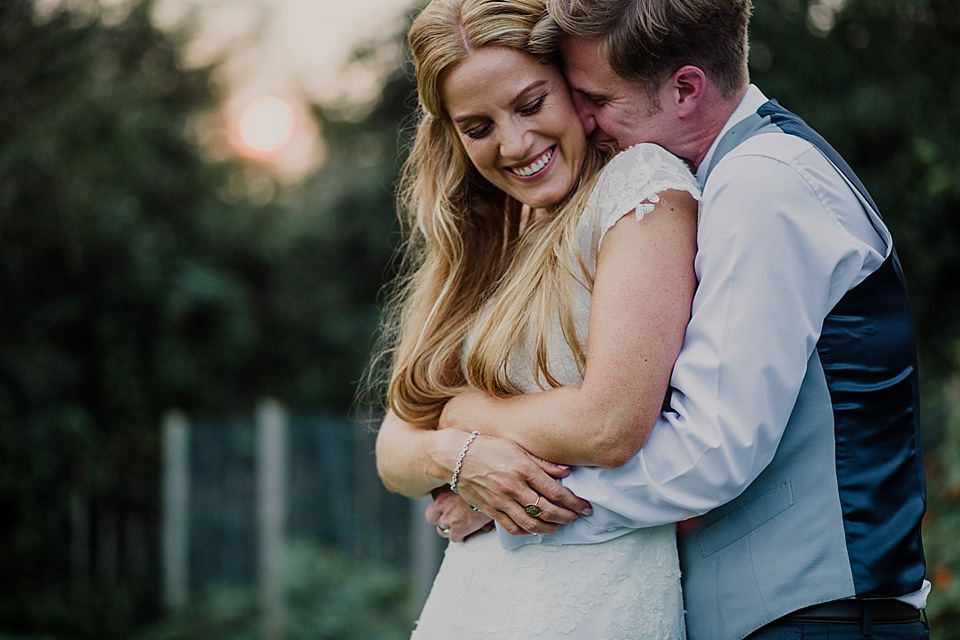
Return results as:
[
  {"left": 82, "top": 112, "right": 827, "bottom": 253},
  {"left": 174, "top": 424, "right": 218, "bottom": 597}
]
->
[
  {"left": 131, "top": 542, "right": 412, "bottom": 640},
  {"left": 0, "top": 0, "right": 223, "bottom": 633},
  {"left": 920, "top": 379, "right": 960, "bottom": 638},
  {"left": 0, "top": 0, "right": 404, "bottom": 637},
  {"left": 748, "top": 1, "right": 960, "bottom": 633},
  {"left": 749, "top": 0, "right": 960, "bottom": 378},
  {"left": 292, "top": 33, "right": 418, "bottom": 412},
  {"left": 1, "top": 0, "right": 959, "bottom": 637}
]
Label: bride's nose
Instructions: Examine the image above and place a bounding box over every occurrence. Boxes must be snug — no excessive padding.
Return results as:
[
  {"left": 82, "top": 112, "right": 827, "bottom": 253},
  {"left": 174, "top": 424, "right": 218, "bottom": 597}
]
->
[{"left": 498, "top": 120, "right": 534, "bottom": 160}]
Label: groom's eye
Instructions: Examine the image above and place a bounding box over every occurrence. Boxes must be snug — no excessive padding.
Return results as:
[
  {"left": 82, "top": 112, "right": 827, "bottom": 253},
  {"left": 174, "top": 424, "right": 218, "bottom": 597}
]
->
[{"left": 578, "top": 90, "right": 607, "bottom": 106}]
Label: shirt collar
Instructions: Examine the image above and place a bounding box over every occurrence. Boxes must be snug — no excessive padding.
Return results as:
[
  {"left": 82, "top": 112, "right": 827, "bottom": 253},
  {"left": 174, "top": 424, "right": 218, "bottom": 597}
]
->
[{"left": 695, "top": 84, "right": 769, "bottom": 185}]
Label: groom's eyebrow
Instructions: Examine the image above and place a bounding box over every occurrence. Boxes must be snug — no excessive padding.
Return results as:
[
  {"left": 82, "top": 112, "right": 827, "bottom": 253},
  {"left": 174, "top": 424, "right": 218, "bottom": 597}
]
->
[
  {"left": 574, "top": 87, "right": 608, "bottom": 104},
  {"left": 574, "top": 87, "right": 602, "bottom": 99}
]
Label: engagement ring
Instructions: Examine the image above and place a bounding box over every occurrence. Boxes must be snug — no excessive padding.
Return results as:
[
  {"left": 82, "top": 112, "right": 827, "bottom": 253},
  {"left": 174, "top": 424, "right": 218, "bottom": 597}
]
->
[{"left": 524, "top": 496, "right": 543, "bottom": 518}]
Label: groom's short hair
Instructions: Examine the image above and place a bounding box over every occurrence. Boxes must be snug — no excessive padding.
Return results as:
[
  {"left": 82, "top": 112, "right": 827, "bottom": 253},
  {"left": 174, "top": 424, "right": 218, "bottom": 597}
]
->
[{"left": 546, "top": 0, "right": 752, "bottom": 98}]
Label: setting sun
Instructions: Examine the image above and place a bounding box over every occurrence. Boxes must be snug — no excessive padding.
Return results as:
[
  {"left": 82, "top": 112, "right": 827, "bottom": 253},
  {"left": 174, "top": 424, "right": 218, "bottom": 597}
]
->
[{"left": 237, "top": 96, "right": 295, "bottom": 155}]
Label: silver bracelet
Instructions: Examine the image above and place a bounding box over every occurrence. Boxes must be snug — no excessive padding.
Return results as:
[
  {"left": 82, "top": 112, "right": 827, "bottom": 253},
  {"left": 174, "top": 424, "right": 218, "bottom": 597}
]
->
[{"left": 449, "top": 430, "right": 480, "bottom": 494}]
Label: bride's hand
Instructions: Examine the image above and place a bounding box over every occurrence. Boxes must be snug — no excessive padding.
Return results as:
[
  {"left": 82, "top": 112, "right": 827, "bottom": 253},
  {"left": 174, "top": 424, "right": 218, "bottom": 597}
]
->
[
  {"left": 527, "top": 452, "right": 573, "bottom": 480},
  {"left": 446, "top": 433, "right": 592, "bottom": 537}
]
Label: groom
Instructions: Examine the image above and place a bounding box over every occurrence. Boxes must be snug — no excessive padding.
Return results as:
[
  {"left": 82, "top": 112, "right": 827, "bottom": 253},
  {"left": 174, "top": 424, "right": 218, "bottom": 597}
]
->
[{"left": 427, "top": 0, "right": 930, "bottom": 638}]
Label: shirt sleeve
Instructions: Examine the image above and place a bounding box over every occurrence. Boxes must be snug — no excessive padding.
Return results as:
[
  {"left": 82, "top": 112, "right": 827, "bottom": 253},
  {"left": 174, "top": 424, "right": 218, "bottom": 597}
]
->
[{"left": 550, "top": 144, "right": 885, "bottom": 538}]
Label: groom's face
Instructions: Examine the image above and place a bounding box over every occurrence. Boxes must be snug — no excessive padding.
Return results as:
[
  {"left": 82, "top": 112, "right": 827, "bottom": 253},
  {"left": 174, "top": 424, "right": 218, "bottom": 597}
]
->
[{"left": 560, "top": 37, "right": 673, "bottom": 153}]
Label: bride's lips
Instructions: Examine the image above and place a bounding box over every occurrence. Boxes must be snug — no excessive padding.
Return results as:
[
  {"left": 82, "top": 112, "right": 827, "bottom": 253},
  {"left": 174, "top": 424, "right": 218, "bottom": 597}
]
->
[{"left": 504, "top": 146, "right": 556, "bottom": 179}]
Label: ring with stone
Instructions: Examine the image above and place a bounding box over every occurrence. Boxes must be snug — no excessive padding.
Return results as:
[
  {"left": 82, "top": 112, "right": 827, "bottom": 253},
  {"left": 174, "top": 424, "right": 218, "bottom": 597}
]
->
[
  {"left": 437, "top": 525, "right": 450, "bottom": 534},
  {"left": 524, "top": 496, "right": 543, "bottom": 518}
]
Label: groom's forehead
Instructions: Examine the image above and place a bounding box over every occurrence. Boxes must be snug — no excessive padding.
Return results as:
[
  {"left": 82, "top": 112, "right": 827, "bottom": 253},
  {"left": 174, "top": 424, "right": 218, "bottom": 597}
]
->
[
  {"left": 559, "top": 38, "right": 621, "bottom": 92},
  {"left": 559, "top": 36, "right": 609, "bottom": 69}
]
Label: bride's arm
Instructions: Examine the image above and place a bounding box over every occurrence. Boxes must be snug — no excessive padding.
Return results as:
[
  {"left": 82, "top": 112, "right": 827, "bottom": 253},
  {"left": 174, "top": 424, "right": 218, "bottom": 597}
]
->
[
  {"left": 439, "top": 190, "right": 698, "bottom": 468},
  {"left": 374, "top": 409, "right": 463, "bottom": 498},
  {"left": 375, "top": 408, "right": 593, "bottom": 535}
]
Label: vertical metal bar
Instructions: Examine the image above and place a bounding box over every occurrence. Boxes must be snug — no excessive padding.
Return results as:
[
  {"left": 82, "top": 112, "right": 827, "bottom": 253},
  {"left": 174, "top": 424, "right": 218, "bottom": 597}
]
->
[
  {"left": 256, "top": 399, "right": 288, "bottom": 640},
  {"left": 161, "top": 409, "right": 190, "bottom": 611}
]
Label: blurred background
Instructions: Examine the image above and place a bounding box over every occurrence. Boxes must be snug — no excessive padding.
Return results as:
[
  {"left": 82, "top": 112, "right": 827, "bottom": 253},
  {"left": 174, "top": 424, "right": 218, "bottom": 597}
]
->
[{"left": 0, "top": 0, "right": 958, "bottom": 638}]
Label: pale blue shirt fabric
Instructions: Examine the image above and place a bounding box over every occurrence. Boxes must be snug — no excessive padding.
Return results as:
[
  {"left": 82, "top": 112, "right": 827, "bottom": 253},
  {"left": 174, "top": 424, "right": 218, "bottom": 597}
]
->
[{"left": 499, "top": 84, "right": 930, "bottom": 606}]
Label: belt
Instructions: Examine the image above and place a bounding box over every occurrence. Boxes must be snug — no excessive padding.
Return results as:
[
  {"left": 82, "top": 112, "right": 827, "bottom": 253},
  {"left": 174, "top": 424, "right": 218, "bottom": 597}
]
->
[{"left": 784, "top": 599, "right": 921, "bottom": 624}]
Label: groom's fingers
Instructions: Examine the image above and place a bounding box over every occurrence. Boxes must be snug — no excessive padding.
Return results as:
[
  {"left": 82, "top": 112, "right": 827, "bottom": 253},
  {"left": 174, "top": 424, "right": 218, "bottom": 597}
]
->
[{"left": 425, "top": 488, "right": 495, "bottom": 542}]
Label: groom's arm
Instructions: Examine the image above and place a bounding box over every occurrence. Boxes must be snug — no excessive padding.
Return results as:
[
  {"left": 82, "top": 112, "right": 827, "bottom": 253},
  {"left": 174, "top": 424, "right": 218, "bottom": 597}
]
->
[{"left": 554, "top": 151, "right": 884, "bottom": 532}]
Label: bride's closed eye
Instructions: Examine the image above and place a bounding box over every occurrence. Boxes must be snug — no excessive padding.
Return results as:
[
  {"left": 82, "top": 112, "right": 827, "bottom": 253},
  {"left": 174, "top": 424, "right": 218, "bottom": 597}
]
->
[
  {"left": 518, "top": 93, "right": 547, "bottom": 116},
  {"left": 463, "top": 122, "right": 492, "bottom": 139},
  {"left": 460, "top": 95, "right": 546, "bottom": 140}
]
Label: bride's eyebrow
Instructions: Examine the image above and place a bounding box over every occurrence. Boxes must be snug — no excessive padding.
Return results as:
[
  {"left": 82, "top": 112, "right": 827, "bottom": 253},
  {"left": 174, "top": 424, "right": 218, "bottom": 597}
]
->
[
  {"left": 453, "top": 80, "right": 551, "bottom": 124},
  {"left": 510, "top": 80, "right": 549, "bottom": 106}
]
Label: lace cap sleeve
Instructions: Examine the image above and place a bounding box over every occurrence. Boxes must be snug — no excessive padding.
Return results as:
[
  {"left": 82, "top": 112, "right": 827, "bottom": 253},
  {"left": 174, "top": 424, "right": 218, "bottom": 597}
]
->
[{"left": 587, "top": 143, "right": 701, "bottom": 245}]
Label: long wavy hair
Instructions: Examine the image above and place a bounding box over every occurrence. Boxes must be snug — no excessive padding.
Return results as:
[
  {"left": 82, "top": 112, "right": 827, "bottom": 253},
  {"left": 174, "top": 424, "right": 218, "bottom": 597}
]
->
[{"left": 373, "top": 0, "right": 612, "bottom": 424}]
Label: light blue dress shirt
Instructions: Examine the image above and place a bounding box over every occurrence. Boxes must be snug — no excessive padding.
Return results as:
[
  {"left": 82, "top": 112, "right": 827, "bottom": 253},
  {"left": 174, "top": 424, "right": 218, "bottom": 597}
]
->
[{"left": 500, "top": 85, "right": 889, "bottom": 547}]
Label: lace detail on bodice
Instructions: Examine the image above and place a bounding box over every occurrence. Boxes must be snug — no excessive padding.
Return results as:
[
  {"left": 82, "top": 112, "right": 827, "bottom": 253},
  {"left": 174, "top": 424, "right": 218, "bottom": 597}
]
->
[
  {"left": 497, "top": 143, "right": 700, "bottom": 394},
  {"left": 587, "top": 143, "right": 701, "bottom": 247}
]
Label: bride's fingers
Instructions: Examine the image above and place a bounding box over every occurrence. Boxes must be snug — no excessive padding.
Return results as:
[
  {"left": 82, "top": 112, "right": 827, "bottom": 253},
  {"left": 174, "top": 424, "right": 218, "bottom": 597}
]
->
[
  {"left": 518, "top": 495, "right": 569, "bottom": 526},
  {"left": 470, "top": 488, "right": 554, "bottom": 535},
  {"left": 450, "top": 437, "right": 589, "bottom": 531},
  {"left": 490, "top": 507, "right": 558, "bottom": 536},
  {"left": 529, "top": 454, "right": 572, "bottom": 479},
  {"left": 527, "top": 471, "right": 592, "bottom": 518}
]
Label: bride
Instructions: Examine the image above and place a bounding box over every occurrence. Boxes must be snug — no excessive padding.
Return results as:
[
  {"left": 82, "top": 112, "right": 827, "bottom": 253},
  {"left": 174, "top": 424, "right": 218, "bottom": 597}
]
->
[{"left": 371, "top": 0, "right": 700, "bottom": 636}]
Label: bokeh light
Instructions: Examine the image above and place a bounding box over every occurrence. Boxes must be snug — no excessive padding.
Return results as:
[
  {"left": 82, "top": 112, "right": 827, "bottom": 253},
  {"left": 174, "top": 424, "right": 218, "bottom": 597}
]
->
[{"left": 237, "top": 96, "right": 295, "bottom": 155}]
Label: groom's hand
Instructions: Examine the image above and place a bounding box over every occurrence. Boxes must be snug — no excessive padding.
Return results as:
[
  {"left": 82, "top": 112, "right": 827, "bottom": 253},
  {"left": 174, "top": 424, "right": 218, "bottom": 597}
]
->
[{"left": 426, "top": 487, "right": 494, "bottom": 542}]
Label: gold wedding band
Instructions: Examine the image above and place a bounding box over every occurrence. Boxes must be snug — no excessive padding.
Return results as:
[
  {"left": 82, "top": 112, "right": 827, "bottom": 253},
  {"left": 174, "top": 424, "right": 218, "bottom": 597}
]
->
[{"left": 524, "top": 496, "right": 543, "bottom": 518}]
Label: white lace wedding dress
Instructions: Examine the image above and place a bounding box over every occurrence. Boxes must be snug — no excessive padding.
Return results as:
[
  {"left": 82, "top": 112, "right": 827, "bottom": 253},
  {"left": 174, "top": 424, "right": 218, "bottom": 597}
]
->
[{"left": 410, "top": 144, "right": 701, "bottom": 640}]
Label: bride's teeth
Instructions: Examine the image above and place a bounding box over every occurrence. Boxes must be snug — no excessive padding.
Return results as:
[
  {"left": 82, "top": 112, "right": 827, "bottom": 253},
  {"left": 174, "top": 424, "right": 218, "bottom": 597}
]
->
[{"left": 513, "top": 148, "right": 553, "bottom": 176}]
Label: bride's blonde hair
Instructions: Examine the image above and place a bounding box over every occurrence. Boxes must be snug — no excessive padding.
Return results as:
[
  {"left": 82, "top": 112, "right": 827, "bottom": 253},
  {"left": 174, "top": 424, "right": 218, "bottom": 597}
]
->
[{"left": 376, "top": 0, "right": 612, "bottom": 423}]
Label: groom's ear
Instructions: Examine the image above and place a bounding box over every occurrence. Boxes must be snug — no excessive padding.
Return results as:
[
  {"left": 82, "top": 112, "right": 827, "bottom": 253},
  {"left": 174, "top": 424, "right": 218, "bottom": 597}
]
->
[{"left": 671, "top": 66, "right": 706, "bottom": 119}]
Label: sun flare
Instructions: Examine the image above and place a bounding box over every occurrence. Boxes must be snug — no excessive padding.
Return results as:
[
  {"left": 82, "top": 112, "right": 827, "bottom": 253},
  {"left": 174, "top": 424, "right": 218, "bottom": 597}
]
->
[{"left": 238, "top": 96, "right": 295, "bottom": 155}]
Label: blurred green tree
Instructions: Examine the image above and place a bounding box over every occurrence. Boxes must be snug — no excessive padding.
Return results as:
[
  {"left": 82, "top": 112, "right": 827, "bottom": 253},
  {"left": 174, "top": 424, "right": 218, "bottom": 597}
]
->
[
  {"left": 0, "top": 0, "right": 407, "bottom": 636},
  {"left": 259, "top": 55, "right": 417, "bottom": 409},
  {"left": 131, "top": 542, "right": 412, "bottom": 640},
  {"left": 2, "top": 0, "right": 959, "bottom": 637},
  {"left": 747, "top": 5, "right": 960, "bottom": 632},
  {"left": 749, "top": 0, "right": 960, "bottom": 379},
  {"left": 0, "top": 0, "right": 257, "bottom": 634}
]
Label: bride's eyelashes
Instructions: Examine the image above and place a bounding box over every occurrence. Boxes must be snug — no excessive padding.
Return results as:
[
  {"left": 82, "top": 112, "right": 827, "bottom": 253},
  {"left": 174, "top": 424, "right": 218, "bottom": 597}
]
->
[
  {"left": 464, "top": 122, "right": 492, "bottom": 139},
  {"left": 460, "top": 93, "right": 550, "bottom": 140},
  {"left": 518, "top": 93, "right": 547, "bottom": 116}
]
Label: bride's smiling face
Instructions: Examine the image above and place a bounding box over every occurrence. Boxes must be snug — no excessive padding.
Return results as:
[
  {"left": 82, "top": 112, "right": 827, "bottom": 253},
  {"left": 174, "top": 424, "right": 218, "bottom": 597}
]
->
[{"left": 441, "top": 46, "right": 587, "bottom": 210}]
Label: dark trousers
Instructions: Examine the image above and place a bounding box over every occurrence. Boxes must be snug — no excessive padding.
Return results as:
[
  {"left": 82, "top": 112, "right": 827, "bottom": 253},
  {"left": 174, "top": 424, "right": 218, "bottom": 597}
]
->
[{"left": 745, "top": 618, "right": 930, "bottom": 639}]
